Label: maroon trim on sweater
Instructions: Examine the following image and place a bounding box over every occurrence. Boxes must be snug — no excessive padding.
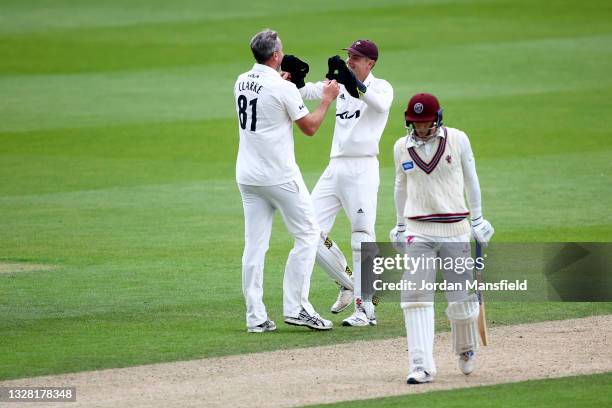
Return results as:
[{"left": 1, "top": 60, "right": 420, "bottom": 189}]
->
[
  {"left": 409, "top": 211, "right": 470, "bottom": 223},
  {"left": 408, "top": 127, "right": 448, "bottom": 174}
]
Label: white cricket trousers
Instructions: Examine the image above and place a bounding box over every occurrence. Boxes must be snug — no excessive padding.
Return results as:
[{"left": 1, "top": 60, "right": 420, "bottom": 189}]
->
[
  {"left": 312, "top": 157, "right": 379, "bottom": 299},
  {"left": 238, "top": 177, "right": 320, "bottom": 328},
  {"left": 401, "top": 231, "right": 472, "bottom": 374}
]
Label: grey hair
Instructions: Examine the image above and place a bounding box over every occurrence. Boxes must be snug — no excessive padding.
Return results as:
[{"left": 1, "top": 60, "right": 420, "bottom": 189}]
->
[{"left": 250, "top": 29, "right": 281, "bottom": 63}]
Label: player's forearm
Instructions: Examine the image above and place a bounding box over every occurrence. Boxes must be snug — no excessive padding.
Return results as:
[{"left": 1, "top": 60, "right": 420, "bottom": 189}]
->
[
  {"left": 360, "top": 86, "right": 393, "bottom": 113},
  {"left": 297, "top": 99, "right": 332, "bottom": 136},
  {"left": 394, "top": 175, "right": 408, "bottom": 225},
  {"left": 464, "top": 165, "right": 482, "bottom": 220},
  {"left": 299, "top": 82, "right": 323, "bottom": 101},
  {"left": 461, "top": 139, "right": 483, "bottom": 220}
]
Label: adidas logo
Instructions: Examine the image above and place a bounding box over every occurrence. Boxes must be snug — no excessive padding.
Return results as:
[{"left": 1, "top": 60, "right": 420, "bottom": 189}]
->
[{"left": 357, "top": 208, "right": 364, "bottom": 214}]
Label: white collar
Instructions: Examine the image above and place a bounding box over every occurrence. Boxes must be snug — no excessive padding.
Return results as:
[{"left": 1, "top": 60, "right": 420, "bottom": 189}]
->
[
  {"left": 363, "top": 72, "right": 375, "bottom": 87},
  {"left": 252, "top": 63, "right": 280, "bottom": 75},
  {"left": 406, "top": 127, "right": 445, "bottom": 148}
]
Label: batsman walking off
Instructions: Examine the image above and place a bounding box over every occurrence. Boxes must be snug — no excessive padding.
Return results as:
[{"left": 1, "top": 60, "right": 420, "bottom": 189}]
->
[
  {"left": 285, "top": 39, "right": 393, "bottom": 326},
  {"left": 390, "top": 93, "right": 494, "bottom": 383},
  {"left": 234, "top": 29, "right": 339, "bottom": 333}
]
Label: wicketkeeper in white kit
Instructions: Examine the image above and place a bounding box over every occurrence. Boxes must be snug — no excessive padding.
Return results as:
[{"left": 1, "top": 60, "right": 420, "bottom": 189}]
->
[
  {"left": 390, "top": 93, "right": 494, "bottom": 383},
  {"left": 234, "top": 29, "right": 340, "bottom": 333},
  {"left": 283, "top": 39, "right": 393, "bottom": 326}
]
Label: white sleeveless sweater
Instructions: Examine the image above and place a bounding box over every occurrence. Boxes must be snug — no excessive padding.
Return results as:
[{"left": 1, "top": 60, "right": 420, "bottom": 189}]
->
[{"left": 395, "top": 127, "right": 471, "bottom": 236}]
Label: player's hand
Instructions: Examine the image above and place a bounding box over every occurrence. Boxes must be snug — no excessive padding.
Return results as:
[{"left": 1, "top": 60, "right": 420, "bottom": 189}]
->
[
  {"left": 389, "top": 223, "right": 406, "bottom": 242},
  {"left": 281, "top": 71, "right": 292, "bottom": 81},
  {"left": 281, "top": 55, "right": 309, "bottom": 88},
  {"left": 472, "top": 217, "right": 494, "bottom": 247},
  {"left": 326, "top": 55, "right": 366, "bottom": 98},
  {"left": 321, "top": 79, "right": 340, "bottom": 102}
]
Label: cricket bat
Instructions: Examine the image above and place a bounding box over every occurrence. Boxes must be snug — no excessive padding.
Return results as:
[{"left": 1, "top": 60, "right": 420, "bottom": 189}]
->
[{"left": 475, "top": 242, "right": 489, "bottom": 346}]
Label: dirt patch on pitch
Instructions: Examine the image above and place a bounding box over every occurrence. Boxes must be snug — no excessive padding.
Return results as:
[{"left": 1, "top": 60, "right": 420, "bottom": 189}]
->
[
  {"left": 1, "top": 316, "right": 610, "bottom": 407},
  {"left": 0, "top": 262, "right": 58, "bottom": 274}
]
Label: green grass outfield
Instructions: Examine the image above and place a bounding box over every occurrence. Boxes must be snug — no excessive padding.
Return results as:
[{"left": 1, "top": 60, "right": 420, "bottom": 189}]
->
[
  {"left": 1, "top": 0, "right": 611, "bottom": 401},
  {"left": 307, "top": 373, "right": 612, "bottom": 408}
]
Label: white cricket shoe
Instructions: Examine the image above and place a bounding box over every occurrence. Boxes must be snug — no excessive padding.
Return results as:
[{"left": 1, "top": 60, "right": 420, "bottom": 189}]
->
[
  {"left": 342, "top": 300, "right": 377, "bottom": 326},
  {"left": 331, "top": 287, "right": 353, "bottom": 314},
  {"left": 341, "top": 310, "right": 369, "bottom": 326},
  {"left": 247, "top": 319, "right": 277, "bottom": 333},
  {"left": 284, "top": 308, "right": 333, "bottom": 331},
  {"left": 362, "top": 300, "right": 377, "bottom": 325},
  {"left": 458, "top": 350, "right": 476, "bottom": 375},
  {"left": 407, "top": 367, "right": 434, "bottom": 384}
]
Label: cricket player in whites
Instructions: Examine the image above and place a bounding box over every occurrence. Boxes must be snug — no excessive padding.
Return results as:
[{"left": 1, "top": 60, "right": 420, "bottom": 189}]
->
[
  {"left": 235, "top": 29, "right": 340, "bottom": 333},
  {"left": 390, "top": 93, "right": 494, "bottom": 383},
  {"left": 287, "top": 40, "right": 393, "bottom": 326}
]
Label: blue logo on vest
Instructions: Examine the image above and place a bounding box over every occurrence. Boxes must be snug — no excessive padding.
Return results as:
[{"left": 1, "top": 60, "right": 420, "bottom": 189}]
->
[{"left": 402, "top": 161, "right": 414, "bottom": 170}]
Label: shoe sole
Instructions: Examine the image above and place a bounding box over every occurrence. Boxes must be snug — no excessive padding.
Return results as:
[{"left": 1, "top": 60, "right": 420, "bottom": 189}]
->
[
  {"left": 459, "top": 365, "right": 474, "bottom": 375},
  {"left": 407, "top": 377, "right": 432, "bottom": 384},
  {"left": 331, "top": 303, "right": 351, "bottom": 314},
  {"left": 284, "top": 318, "right": 332, "bottom": 331},
  {"left": 341, "top": 318, "right": 377, "bottom": 326},
  {"left": 341, "top": 320, "right": 369, "bottom": 327},
  {"left": 247, "top": 325, "right": 277, "bottom": 333}
]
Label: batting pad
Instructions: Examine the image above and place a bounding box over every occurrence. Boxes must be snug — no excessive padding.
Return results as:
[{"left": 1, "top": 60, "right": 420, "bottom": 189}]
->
[
  {"left": 402, "top": 302, "right": 436, "bottom": 375},
  {"left": 446, "top": 294, "right": 480, "bottom": 354},
  {"left": 316, "top": 235, "right": 353, "bottom": 290}
]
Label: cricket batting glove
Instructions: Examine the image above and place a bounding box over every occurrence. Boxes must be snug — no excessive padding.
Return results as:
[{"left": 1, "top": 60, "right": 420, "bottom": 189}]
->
[
  {"left": 281, "top": 55, "right": 309, "bottom": 88},
  {"left": 471, "top": 217, "right": 494, "bottom": 247},
  {"left": 389, "top": 223, "right": 406, "bottom": 242}
]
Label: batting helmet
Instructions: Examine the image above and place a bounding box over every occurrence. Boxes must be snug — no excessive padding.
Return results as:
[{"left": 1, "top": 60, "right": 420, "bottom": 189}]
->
[{"left": 404, "top": 93, "right": 443, "bottom": 128}]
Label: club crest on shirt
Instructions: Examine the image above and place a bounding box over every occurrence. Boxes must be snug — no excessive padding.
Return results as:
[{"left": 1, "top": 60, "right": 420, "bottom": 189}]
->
[
  {"left": 402, "top": 161, "right": 414, "bottom": 171},
  {"left": 446, "top": 155, "right": 452, "bottom": 164}
]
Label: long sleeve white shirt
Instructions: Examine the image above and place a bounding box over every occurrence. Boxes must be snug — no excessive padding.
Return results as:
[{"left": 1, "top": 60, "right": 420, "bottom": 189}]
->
[{"left": 300, "top": 72, "right": 393, "bottom": 158}]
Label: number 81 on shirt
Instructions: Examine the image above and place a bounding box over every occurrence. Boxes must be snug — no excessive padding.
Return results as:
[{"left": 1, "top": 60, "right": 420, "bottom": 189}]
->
[{"left": 237, "top": 95, "right": 258, "bottom": 131}]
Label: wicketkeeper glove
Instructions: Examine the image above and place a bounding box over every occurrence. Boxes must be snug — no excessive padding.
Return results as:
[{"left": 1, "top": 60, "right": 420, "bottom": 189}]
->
[
  {"left": 281, "top": 55, "right": 309, "bottom": 89},
  {"left": 325, "top": 55, "right": 366, "bottom": 98},
  {"left": 471, "top": 216, "right": 494, "bottom": 247}
]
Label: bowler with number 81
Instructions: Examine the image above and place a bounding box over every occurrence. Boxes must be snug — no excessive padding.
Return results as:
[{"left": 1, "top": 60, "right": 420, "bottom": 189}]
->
[{"left": 234, "top": 29, "right": 340, "bottom": 333}]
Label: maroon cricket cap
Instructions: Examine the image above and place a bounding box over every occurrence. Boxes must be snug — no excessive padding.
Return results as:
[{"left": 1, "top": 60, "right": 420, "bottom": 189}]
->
[
  {"left": 343, "top": 39, "right": 378, "bottom": 61},
  {"left": 405, "top": 93, "right": 441, "bottom": 122}
]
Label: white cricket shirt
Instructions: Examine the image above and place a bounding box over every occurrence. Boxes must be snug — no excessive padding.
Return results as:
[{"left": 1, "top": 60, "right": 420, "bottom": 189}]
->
[
  {"left": 234, "top": 63, "right": 309, "bottom": 186},
  {"left": 300, "top": 72, "right": 393, "bottom": 157}
]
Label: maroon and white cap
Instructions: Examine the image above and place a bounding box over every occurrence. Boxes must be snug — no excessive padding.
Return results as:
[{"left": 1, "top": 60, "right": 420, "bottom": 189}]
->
[{"left": 343, "top": 39, "right": 378, "bottom": 61}]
